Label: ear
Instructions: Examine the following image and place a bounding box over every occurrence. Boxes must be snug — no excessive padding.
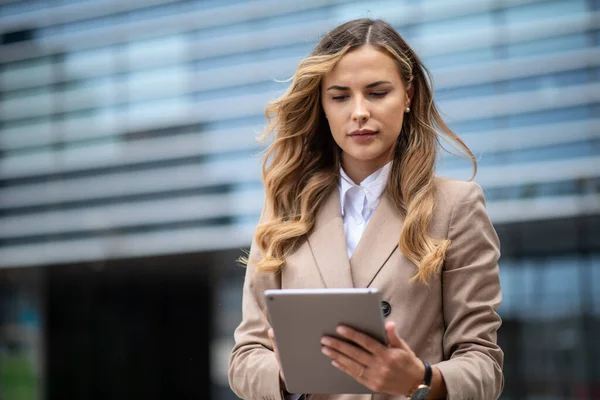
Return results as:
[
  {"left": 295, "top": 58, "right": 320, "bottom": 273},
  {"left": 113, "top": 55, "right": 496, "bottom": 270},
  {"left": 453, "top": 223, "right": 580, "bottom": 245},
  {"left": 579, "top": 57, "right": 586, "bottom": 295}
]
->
[{"left": 406, "top": 84, "right": 414, "bottom": 106}]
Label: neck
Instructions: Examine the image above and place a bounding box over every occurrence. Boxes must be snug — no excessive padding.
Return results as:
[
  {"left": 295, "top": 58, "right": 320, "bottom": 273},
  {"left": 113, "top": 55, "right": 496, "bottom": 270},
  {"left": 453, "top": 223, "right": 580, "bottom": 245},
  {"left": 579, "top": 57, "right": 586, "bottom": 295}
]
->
[{"left": 341, "top": 156, "right": 391, "bottom": 185}]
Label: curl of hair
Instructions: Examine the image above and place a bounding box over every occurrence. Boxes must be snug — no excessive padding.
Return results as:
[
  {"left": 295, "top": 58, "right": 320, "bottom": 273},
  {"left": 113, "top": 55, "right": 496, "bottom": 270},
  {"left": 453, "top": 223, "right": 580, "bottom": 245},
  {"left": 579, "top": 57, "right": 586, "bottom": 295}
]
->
[{"left": 251, "top": 19, "right": 476, "bottom": 285}]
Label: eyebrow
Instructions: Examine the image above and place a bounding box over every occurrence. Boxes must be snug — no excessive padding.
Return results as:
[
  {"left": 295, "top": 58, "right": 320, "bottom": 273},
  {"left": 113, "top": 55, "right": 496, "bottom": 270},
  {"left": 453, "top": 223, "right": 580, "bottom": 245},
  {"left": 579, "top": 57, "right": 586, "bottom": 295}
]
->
[{"left": 326, "top": 80, "right": 392, "bottom": 91}]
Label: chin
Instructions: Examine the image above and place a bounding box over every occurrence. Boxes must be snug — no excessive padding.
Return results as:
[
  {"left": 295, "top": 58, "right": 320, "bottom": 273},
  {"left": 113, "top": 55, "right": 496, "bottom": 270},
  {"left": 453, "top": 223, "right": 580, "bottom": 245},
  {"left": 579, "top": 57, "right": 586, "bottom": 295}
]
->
[{"left": 345, "top": 150, "right": 387, "bottom": 163}]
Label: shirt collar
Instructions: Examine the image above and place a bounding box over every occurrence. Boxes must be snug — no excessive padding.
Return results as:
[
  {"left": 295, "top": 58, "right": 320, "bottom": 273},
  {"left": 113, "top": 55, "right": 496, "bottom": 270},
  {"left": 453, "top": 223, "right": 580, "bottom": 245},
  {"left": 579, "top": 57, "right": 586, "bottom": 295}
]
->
[{"left": 339, "top": 161, "right": 392, "bottom": 217}]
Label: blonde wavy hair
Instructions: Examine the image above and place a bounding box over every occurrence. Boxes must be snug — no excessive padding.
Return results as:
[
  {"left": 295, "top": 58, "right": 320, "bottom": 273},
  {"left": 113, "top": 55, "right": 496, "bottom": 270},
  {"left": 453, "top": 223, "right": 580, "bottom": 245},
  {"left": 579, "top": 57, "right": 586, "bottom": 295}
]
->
[{"left": 251, "top": 18, "right": 476, "bottom": 285}]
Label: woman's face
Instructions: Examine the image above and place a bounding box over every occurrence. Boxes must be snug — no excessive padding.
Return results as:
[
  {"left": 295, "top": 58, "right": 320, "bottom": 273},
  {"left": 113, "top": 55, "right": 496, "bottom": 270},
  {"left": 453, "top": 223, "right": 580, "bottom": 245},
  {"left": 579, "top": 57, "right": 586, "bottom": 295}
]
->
[{"left": 321, "top": 45, "right": 411, "bottom": 179}]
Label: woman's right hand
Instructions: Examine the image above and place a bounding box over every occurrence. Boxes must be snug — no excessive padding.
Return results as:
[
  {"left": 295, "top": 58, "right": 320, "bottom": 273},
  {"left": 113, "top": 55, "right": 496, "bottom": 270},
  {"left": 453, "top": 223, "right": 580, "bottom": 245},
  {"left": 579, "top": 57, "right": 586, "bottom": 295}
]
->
[{"left": 268, "top": 328, "right": 287, "bottom": 391}]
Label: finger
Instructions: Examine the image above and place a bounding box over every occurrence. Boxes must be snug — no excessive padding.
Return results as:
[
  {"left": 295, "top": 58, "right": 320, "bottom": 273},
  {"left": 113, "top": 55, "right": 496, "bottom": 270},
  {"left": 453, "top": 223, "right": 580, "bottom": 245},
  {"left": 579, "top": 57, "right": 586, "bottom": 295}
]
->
[
  {"left": 321, "top": 336, "right": 373, "bottom": 366},
  {"left": 331, "top": 359, "right": 372, "bottom": 388},
  {"left": 385, "top": 322, "right": 411, "bottom": 351},
  {"left": 323, "top": 345, "right": 369, "bottom": 382},
  {"left": 268, "top": 329, "right": 280, "bottom": 354},
  {"left": 336, "top": 325, "right": 387, "bottom": 356}
]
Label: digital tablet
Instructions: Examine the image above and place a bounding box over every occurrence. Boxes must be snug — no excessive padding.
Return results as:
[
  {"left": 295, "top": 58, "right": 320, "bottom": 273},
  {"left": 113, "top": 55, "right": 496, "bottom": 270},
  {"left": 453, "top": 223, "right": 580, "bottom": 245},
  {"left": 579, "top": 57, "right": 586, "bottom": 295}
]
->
[{"left": 264, "top": 288, "right": 388, "bottom": 394}]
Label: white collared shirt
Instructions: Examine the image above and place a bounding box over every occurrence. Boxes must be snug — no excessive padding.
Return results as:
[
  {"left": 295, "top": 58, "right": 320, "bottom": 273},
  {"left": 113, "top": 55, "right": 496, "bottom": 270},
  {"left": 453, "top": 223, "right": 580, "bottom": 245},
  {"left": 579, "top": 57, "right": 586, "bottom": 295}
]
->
[
  {"left": 339, "top": 161, "right": 392, "bottom": 258},
  {"left": 284, "top": 162, "right": 393, "bottom": 400}
]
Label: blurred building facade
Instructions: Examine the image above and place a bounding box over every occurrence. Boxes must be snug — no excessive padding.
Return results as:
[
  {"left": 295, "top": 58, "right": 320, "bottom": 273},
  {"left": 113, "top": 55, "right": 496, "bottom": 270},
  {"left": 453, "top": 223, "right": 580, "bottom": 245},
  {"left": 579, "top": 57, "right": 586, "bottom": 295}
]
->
[{"left": 0, "top": 0, "right": 599, "bottom": 399}]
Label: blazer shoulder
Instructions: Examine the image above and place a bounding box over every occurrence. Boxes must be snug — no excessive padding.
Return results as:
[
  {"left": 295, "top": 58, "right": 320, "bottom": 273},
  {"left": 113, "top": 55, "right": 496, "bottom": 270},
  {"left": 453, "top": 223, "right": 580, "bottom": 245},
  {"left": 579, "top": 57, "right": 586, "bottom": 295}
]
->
[{"left": 433, "top": 176, "right": 484, "bottom": 215}]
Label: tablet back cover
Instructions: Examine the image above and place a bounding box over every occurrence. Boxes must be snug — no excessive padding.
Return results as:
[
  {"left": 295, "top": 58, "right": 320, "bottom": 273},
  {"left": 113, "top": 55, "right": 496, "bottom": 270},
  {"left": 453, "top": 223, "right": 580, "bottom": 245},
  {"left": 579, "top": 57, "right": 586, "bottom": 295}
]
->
[{"left": 265, "top": 288, "right": 387, "bottom": 394}]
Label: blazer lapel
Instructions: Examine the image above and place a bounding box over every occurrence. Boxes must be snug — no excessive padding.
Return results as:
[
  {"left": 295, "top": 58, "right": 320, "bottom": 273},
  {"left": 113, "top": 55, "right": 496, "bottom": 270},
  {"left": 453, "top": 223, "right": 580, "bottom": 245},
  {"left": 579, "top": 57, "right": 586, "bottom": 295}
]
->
[
  {"left": 307, "top": 187, "right": 354, "bottom": 288},
  {"left": 350, "top": 193, "right": 404, "bottom": 288}
]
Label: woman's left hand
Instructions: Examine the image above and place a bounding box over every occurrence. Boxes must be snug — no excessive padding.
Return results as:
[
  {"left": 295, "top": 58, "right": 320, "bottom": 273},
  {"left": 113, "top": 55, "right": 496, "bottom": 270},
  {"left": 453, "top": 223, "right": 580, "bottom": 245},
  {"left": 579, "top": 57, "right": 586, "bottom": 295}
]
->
[{"left": 320, "top": 321, "right": 424, "bottom": 395}]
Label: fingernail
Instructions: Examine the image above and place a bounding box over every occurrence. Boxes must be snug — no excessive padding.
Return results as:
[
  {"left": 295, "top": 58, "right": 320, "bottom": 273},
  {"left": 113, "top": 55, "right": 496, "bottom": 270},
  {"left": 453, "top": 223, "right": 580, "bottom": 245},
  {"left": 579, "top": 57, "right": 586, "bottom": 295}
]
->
[
  {"left": 336, "top": 326, "right": 347, "bottom": 335},
  {"left": 331, "top": 360, "right": 340, "bottom": 368},
  {"left": 321, "top": 347, "right": 331, "bottom": 356},
  {"left": 321, "top": 337, "right": 330, "bottom": 346}
]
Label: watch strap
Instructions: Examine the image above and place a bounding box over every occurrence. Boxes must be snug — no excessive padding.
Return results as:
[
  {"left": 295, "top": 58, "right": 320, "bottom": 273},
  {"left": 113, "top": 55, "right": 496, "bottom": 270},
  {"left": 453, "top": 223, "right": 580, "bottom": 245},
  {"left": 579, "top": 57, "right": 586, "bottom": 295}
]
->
[{"left": 422, "top": 359, "right": 432, "bottom": 386}]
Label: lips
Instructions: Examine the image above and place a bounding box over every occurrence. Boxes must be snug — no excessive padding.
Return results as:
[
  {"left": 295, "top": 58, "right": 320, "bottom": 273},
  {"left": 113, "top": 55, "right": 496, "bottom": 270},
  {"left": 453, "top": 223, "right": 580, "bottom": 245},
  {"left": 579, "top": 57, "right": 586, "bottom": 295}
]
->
[
  {"left": 348, "top": 129, "right": 378, "bottom": 144},
  {"left": 348, "top": 129, "right": 377, "bottom": 137}
]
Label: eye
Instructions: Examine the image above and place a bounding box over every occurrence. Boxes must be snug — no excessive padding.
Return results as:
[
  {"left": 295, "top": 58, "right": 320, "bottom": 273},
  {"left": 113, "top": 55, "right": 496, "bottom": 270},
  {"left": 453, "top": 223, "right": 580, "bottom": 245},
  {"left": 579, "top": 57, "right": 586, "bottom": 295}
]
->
[
  {"left": 332, "top": 95, "right": 349, "bottom": 101},
  {"left": 370, "top": 91, "right": 388, "bottom": 98}
]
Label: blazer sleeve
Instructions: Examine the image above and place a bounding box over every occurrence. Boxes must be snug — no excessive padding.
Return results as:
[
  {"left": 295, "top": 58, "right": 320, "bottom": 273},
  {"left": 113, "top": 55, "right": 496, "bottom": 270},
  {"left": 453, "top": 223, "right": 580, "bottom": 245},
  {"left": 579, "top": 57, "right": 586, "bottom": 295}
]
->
[
  {"left": 434, "top": 182, "right": 504, "bottom": 400},
  {"left": 228, "top": 235, "right": 286, "bottom": 400}
]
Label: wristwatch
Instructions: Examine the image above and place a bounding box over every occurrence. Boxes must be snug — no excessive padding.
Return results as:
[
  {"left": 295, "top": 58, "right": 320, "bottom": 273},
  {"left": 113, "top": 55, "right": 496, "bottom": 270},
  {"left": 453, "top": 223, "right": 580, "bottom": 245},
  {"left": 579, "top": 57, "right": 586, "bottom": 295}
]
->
[{"left": 408, "top": 359, "right": 432, "bottom": 400}]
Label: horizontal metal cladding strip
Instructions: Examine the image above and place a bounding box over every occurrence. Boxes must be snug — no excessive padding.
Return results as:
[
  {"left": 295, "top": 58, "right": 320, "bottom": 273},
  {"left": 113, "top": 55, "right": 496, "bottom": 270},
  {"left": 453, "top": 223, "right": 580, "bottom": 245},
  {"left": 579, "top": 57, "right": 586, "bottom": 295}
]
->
[
  {"left": 0, "top": 188, "right": 265, "bottom": 240},
  {"left": 0, "top": 154, "right": 598, "bottom": 212},
  {"left": 0, "top": 0, "right": 571, "bottom": 64},
  {"left": 4, "top": 44, "right": 599, "bottom": 113},
  {"left": 1, "top": 126, "right": 265, "bottom": 178},
  {"left": 191, "top": 81, "right": 600, "bottom": 125},
  {"left": 0, "top": 0, "right": 347, "bottom": 37},
  {"left": 487, "top": 194, "right": 600, "bottom": 224},
  {"left": 191, "top": 11, "right": 600, "bottom": 63},
  {"left": 439, "top": 156, "right": 600, "bottom": 187},
  {"left": 7, "top": 14, "right": 598, "bottom": 94},
  {"left": 457, "top": 119, "right": 600, "bottom": 154},
  {"left": 2, "top": 118, "right": 600, "bottom": 181},
  {"left": 0, "top": 157, "right": 262, "bottom": 209},
  {"left": 0, "top": 0, "right": 348, "bottom": 61},
  {"left": 0, "top": 222, "right": 258, "bottom": 269},
  {"left": 2, "top": 71, "right": 599, "bottom": 125},
  {"left": 0, "top": 0, "right": 180, "bottom": 31},
  {"left": 0, "top": 193, "right": 598, "bottom": 269},
  {"left": 436, "top": 82, "right": 600, "bottom": 122}
]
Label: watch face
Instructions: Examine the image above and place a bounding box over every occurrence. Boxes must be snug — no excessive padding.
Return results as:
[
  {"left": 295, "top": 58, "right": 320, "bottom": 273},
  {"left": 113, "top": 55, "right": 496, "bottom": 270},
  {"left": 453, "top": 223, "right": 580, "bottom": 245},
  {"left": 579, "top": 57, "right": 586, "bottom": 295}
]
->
[{"left": 411, "top": 387, "right": 431, "bottom": 400}]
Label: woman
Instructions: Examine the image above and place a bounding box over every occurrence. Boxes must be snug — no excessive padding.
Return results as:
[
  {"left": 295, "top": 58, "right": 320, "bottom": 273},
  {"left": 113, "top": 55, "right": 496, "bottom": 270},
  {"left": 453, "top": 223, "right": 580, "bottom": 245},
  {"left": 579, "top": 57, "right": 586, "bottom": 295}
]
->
[{"left": 228, "top": 18, "right": 503, "bottom": 400}]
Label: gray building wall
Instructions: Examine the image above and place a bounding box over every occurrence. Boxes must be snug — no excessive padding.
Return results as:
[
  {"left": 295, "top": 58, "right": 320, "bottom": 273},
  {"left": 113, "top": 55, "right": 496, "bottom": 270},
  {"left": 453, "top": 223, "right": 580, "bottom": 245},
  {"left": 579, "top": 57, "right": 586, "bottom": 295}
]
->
[{"left": 0, "top": 0, "right": 599, "bottom": 399}]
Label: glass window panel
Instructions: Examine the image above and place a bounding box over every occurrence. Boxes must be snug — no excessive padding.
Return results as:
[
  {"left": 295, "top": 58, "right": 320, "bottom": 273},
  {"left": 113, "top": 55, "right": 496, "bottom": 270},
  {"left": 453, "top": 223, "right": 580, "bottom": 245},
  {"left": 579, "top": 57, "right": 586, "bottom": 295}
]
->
[
  {"left": 540, "top": 257, "right": 581, "bottom": 318},
  {"left": 38, "top": 25, "right": 63, "bottom": 38},
  {"left": 507, "top": 140, "right": 599, "bottom": 164},
  {"left": 1, "top": 59, "right": 54, "bottom": 90},
  {"left": 127, "top": 66, "right": 189, "bottom": 101},
  {"left": 506, "top": 34, "right": 589, "bottom": 58},
  {"left": 0, "top": 149, "right": 54, "bottom": 176},
  {"left": 62, "top": 138, "right": 122, "bottom": 167},
  {"left": 127, "top": 98, "right": 191, "bottom": 127},
  {"left": 127, "top": 35, "right": 188, "bottom": 70},
  {"left": 195, "top": 80, "right": 280, "bottom": 102},
  {"left": 61, "top": 14, "right": 124, "bottom": 35},
  {"left": 127, "top": 2, "right": 191, "bottom": 23},
  {"left": 470, "top": 139, "right": 600, "bottom": 168},
  {"left": 504, "top": 0, "right": 588, "bottom": 24},
  {"left": 592, "top": 253, "right": 600, "bottom": 316},
  {"left": 506, "top": 69, "right": 590, "bottom": 93},
  {"left": 508, "top": 105, "right": 590, "bottom": 128},
  {"left": 333, "top": 0, "right": 402, "bottom": 23},
  {"left": 498, "top": 259, "right": 519, "bottom": 316},
  {"left": 0, "top": 0, "right": 46, "bottom": 15},
  {"left": 436, "top": 83, "right": 496, "bottom": 101},
  {"left": 1, "top": 120, "right": 54, "bottom": 149},
  {"left": 60, "top": 76, "right": 116, "bottom": 111},
  {"left": 425, "top": 47, "right": 496, "bottom": 69},
  {"left": 413, "top": 12, "right": 493, "bottom": 37},
  {"left": 192, "top": 0, "right": 247, "bottom": 9},
  {"left": 448, "top": 117, "right": 500, "bottom": 133},
  {"left": 202, "top": 115, "right": 266, "bottom": 132},
  {"left": 516, "top": 259, "right": 539, "bottom": 318},
  {"left": 60, "top": 108, "right": 120, "bottom": 141},
  {"left": 63, "top": 47, "right": 116, "bottom": 80},
  {"left": 1, "top": 87, "right": 54, "bottom": 120}
]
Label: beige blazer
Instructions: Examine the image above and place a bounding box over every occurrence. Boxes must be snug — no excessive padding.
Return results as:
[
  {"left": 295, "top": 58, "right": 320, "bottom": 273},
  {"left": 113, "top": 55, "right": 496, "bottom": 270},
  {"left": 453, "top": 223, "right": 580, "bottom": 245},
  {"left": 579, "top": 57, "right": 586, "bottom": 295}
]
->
[{"left": 228, "top": 177, "right": 504, "bottom": 400}]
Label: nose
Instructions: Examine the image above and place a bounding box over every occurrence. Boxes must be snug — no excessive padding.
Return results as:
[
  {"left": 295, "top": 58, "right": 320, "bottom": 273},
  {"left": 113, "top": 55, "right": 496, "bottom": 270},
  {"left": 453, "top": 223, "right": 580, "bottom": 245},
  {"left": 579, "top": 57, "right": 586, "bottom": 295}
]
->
[{"left": 351, "top": 96, "right": 370, "bottom": 123}]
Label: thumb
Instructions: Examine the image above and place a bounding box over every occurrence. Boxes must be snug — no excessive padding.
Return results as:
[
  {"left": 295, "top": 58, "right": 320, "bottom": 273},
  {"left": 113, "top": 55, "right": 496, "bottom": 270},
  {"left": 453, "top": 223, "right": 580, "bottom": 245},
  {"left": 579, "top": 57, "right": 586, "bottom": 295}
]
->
[{"left": 385, "top": 321, "right": 404, "bottom": 348}]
